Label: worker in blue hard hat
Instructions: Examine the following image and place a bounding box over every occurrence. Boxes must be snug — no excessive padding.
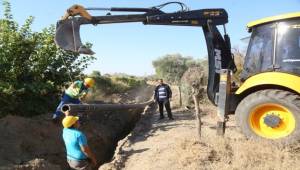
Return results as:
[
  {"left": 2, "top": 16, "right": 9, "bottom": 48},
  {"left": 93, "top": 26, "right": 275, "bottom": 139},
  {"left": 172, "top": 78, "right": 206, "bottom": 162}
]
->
[
  {"left": 52, "top": 78, "right": 95, "bottom": 123},
  {"left": 62, "top": 116, "right": 97, "bottom": 170}
]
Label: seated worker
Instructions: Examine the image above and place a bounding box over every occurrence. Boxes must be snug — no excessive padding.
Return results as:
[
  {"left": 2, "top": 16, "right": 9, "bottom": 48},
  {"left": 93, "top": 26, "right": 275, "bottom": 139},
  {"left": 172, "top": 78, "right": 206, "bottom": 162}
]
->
[
  {"left": 52, "top": 78, "right": 95, "bottom": 122},
  {"left": 62, "top": 116, "right": 97, "bottom": 170}
]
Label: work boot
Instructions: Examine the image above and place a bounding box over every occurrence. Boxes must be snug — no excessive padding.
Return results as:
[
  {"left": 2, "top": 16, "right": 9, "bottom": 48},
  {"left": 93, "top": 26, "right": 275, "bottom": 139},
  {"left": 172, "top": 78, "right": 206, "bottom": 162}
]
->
[
  {"left": 168, "top": 117, "right": 174, "bottom": 120},
  {"left": 158, "top": 116, "right": 165, "bottom": 120},
  {"left": 52, "top": 118, "right": 59, "bottom": 124},
  {"left": 51, "top": 115, "right": 60, "bottom": 125}
]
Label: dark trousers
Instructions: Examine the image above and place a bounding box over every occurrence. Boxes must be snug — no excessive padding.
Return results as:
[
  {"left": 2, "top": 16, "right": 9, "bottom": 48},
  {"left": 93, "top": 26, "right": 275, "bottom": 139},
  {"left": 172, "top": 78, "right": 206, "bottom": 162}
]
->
[
  {"left": 53, "top": 94, "right": 81, "bottom": 118},
  {"left": 158, "top": 100, "right": 173, "bottom": 118},
  {"left": 67, "top": 159, "right": 92, "bottom": 170}
]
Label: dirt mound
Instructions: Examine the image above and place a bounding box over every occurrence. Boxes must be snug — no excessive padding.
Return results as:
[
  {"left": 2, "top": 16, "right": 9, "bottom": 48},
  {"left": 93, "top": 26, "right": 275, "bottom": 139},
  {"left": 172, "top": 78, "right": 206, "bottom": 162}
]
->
[
  {"left": 0, "top": 115, "right": 64, "bottom": 168},
  {"left": 0, "top": 107, "right": 149, "bottom": 169},
  {"left": 1, "top": 159, "right": 61, "bottom": 170}
]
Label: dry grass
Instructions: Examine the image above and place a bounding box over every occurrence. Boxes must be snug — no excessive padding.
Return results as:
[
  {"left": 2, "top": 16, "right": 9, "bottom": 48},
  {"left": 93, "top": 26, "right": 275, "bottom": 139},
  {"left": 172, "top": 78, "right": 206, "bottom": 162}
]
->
[
  {"left": 173, "top": 135, "right": 300, "bottom": 170},
  {"left": 174, "top": 104, "right": 300, "bottom": 170}
]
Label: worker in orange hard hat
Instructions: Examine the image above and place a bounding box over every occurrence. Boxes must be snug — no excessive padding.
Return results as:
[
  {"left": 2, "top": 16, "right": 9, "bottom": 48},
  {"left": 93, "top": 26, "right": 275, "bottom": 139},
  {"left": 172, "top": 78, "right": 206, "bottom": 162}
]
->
[
  {"left": 62, "top": 116, "right": 97, "bottom": 170},
  {"left": 52, "top": 78, "right": 95, "bottom": 123}
]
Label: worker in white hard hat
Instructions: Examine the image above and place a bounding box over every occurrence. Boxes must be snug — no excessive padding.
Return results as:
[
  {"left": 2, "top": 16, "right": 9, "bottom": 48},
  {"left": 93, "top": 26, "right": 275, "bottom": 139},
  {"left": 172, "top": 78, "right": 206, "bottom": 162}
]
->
[
  {"left": 52, "top": 78, "right": 95, "bottom": 122},
  {"left": 62, "top": 116, "right": 97, "bottom": 170}
]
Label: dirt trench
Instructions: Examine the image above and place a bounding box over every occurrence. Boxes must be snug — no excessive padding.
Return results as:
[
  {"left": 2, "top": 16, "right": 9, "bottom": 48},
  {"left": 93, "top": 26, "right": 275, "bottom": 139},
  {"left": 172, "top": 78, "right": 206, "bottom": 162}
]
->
[
  {"left": 0, "top": 107, "right": 148, "bottom": 170},
  {"left": 0, "top": 85, "right": 155, "bottom": 170}
]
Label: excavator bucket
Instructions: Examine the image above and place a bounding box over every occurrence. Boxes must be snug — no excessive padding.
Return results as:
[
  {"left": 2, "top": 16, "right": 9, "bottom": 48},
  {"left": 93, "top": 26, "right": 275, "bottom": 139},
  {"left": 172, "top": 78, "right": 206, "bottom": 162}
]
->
[{"left": 55, "top": 19, "right": 95, "bottom": 55}]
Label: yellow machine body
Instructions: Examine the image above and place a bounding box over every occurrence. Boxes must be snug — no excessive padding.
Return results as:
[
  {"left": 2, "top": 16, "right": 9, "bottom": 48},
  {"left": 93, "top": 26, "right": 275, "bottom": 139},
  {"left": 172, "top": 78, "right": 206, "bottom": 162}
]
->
[{"left": 236, "top": 72, "right": 300, "bottom": 95}]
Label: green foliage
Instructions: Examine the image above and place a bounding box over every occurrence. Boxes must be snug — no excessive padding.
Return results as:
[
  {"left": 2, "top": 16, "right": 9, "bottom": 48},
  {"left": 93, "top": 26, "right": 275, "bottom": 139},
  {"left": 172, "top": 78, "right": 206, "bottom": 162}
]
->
[
  {"left": 113, "top": 76, "right": 146, "bottom": 89},
  {"left": 181, "top": 66, "right": 206, "bottom": 106},
  {"left": 232, "top": 48, "right": 245, "bottom": 84},
  {"left": 153, "top": 54, "right": 203, "bottom": 106},
  {"left": 0, "top": 1, "right": 95, "bottom": 117},
  {"left": 152, "top": 54, "right": 208, "bottom": 85},
  {"left": 152, "top": 54, "right": 193, "bottom": 85},
  {"left": 88, "top": 71, "right": 146, "bottom": 100},
  {"left": 180, "top": 83, "right": 193, "bottom": 106}
]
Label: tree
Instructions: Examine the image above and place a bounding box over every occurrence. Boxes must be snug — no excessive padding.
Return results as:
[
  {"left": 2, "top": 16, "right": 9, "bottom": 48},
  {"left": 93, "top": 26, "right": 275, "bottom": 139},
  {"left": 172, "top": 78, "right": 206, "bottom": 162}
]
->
[
  {"left": 181, "top": 67, "right": 205, "bottom": 139},
  {"left": 0, "top": 0, "right": 95, "bottom": 117},
  {"left": 152, "top": 54, "right": 193, "bottom": 106},
  {"left": 232, "top": 47, "right": 245, "bottom": 84}
]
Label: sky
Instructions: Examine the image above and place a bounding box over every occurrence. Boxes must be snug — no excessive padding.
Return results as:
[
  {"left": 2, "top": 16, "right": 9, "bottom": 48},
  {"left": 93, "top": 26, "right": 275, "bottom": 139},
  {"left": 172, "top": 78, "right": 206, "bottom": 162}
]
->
[{"left": 1, "top": 0, "right": 300, "bottom": 76}]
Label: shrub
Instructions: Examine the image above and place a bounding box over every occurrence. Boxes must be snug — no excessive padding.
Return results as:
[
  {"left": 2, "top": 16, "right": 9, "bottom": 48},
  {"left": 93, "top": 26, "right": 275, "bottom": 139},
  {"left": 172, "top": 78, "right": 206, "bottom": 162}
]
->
[{"left": 0, "top": 1, "right": 95, "bottom": 117}]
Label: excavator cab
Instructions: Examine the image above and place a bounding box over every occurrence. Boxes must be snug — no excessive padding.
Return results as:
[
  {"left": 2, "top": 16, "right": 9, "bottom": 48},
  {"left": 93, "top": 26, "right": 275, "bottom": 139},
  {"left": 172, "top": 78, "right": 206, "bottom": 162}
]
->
[
  {"left": 234, "top": 13, "right": 300, "bottom": 142},
  {"left": 241, "top": 17, "right": 300, "bottom": 80}
]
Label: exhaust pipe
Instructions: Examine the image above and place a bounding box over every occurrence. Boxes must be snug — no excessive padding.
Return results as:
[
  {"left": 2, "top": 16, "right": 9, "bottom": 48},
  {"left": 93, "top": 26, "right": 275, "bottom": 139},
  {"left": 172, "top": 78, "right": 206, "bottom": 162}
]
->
[{"left": 61, "top": 100, "right": 155, "bottom": 114}]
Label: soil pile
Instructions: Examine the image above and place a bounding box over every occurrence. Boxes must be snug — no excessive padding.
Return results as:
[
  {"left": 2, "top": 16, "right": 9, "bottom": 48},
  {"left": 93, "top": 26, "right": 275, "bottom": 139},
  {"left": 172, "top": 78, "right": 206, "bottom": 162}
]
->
[
  {"left": 1, "top": 159, "right": 61, "bottom": 170},
  {"left": 0, "top": 115, "right": 64, "bottom": 169},
  {"left": 0, "top": 85, "right": 155, "bottom": 169}
]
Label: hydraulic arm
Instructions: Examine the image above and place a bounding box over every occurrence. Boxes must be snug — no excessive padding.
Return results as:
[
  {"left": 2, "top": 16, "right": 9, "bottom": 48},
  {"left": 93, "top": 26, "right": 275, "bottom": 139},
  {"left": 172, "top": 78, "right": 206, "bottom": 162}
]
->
[{"left": 55, "top": 2, "right": 236, "bottom": 106}]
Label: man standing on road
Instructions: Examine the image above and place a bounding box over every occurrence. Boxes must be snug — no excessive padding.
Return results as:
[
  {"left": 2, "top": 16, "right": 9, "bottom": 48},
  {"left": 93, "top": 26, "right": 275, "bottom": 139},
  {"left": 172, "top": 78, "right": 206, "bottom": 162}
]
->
[
  {"left": 62, "top": 116, "right": 97, "bottom": 170},
  {"left": 52, "top": 78, "right": 95, "bottom": 122},
  {"left": 154, "top": 79, "right": 174, "bottom": 120}
]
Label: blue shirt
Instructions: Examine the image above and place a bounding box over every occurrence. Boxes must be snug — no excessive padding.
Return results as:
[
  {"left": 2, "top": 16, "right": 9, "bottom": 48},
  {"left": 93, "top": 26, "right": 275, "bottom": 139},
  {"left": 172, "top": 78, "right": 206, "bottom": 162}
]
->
[{"left": 62, "top": 128, "right": 88, "bottom": 160}]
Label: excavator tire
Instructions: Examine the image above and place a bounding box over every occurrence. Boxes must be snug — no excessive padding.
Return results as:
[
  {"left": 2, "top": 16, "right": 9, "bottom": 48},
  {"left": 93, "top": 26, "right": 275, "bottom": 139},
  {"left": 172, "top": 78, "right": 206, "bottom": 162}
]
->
[{"left": 235, "top": 89, "right": 300, "bottom": 144}]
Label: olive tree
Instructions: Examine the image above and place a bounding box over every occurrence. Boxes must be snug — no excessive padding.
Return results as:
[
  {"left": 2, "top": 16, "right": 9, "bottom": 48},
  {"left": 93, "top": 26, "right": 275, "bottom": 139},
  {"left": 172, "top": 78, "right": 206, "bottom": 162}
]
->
[{"left": 152, "top": 54, "right": 193, "bottom": 106}]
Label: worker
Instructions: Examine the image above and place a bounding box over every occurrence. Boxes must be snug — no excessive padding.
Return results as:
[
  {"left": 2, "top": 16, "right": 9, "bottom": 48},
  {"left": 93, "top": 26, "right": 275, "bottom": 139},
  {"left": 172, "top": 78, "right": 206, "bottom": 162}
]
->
[
  {"left": 62, "top": 116, "right": 97, "bottom": 170},
  {"left": 52, "top": 78, "right": 95, "bottom": 122},
  {"left": 153, "top": 79, "right": 174, "bottom": 120}
]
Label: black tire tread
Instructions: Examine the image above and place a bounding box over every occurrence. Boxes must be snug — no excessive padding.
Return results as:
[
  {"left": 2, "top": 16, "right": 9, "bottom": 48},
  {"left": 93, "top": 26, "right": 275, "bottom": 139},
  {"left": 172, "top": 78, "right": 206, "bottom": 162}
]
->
[{"left": 235, "top": 89, "right": 300, "bottom": 143}]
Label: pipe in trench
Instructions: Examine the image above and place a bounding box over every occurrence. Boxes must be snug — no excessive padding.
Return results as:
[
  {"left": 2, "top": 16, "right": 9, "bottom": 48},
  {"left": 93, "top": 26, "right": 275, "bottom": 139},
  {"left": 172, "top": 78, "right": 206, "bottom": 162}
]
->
[{"left": 61, "top": 100, "right": 155, "bottom": 114}]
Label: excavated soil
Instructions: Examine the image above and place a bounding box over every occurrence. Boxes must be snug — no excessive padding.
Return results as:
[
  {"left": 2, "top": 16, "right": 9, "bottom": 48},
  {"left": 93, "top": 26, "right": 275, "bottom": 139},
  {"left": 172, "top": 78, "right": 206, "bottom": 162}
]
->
[
  {"left": 100, "top": 104, "right": 300, "bottom": 170},
  {"left": 0, "top": 85, "right": 155, "bottom": 170},
  {"left": 0, "top": 108, "right": 145, "bottom": 170}
]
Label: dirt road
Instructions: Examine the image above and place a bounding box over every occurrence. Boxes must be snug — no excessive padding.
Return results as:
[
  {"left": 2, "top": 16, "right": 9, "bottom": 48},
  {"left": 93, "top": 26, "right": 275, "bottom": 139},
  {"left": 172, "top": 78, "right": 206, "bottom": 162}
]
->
[{"left": 100, "top": 104, "right": 300, "bottom": 170}]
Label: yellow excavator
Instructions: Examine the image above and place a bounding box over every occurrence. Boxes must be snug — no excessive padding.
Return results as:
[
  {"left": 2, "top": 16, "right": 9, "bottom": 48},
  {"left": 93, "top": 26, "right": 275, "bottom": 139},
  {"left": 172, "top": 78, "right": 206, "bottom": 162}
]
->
[{"left": 55, "top": 2, "right": 300, "bottom": 143}]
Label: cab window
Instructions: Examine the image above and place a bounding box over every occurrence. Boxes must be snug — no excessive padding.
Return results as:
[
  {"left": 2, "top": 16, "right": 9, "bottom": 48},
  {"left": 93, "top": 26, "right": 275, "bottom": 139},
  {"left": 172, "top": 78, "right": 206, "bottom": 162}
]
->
[
  {"left": 241, "top": 23, "right": 274, "bottom": 79},
  {"left": 276, "top": 20, "right": 300, "bottom": 66}
]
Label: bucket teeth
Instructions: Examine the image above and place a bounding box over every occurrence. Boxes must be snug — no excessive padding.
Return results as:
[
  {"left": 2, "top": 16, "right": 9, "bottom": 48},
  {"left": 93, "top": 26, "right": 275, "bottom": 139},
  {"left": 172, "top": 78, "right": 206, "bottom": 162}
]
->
[{"left": 78, "top": 46, "right": 95, "bottom": 55}]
